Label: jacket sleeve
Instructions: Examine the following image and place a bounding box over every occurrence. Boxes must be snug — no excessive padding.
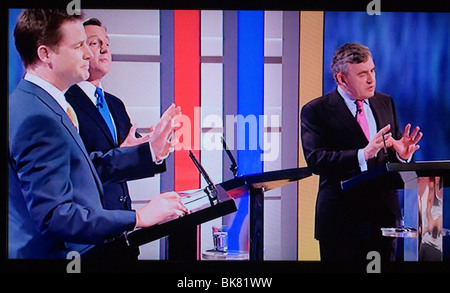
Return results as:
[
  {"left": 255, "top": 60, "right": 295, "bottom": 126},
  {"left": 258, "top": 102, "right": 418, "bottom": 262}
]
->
[
  {"left": 10, "top": 113, "right": 136, "bottom": 244},
  {"left": 91, "top": 94, "right": 167, "bottom": 184},
  {"left": 89, "top": 142, "right": 167, "bottom": 184}
]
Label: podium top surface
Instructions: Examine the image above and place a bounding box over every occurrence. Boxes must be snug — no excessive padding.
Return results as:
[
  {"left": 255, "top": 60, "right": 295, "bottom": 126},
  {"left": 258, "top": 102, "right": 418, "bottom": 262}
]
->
[
  {"left": 386, "top": 160, "right": 450, "bottom": 174},
  {"left": 341, "top": 160, "right": 450, "bottom": 191},
  {"left": 112, "top": 185, "right": 236, "bottom": 248},
  {"left": 219, "top": 167, "right": 312, "bottom": 197}
]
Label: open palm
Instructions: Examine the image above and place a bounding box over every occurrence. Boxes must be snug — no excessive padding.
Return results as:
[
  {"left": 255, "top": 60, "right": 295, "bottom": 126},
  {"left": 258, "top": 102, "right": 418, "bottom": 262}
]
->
[{"left": 392, "top": 124, "right": 423, "bottom": 160}]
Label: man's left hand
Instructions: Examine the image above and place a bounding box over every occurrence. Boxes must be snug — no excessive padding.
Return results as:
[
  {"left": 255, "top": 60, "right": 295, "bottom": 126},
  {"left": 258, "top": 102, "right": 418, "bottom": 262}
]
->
[{"left": 390, "top": 124, "right": 423, "bottom": 161}]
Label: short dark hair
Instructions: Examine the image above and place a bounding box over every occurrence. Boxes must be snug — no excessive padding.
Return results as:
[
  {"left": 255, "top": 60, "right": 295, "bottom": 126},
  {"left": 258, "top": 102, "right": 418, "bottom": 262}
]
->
[
  {"left": 83, "top": 17, "right": 107, "bottom": 31},
  {"left": 83, "top": 17, "right": 103, "bottom": 27},
  {"left": 14, "top": 9, "right": 83, "bottom": 68},
  {"left": 331, "top": 42, "right": 372, "bottom": 82}
]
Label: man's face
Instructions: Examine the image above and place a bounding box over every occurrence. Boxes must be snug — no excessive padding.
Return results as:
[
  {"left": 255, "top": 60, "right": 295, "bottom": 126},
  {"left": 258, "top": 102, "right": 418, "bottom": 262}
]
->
[
  {"left": 84, "top": 25, "right": 111, "bottom": 81},
  {"left": 50, "top": 20, "right": 92, "bottom": 90},
  {"left": 337, "top": 56, "right": 376, "bottom": 100}
]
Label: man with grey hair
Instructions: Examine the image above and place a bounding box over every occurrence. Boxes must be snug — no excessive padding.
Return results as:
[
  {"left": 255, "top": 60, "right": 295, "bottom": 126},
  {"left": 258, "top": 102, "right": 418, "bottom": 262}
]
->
[{"left": 301, "top": 42, "right": 422, "bottom": 262}]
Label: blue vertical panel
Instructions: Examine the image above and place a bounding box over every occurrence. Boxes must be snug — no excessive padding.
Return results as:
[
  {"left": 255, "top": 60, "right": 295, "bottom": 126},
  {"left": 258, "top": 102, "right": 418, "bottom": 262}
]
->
[
  {"left": 237, "top": 11, "right": 264, "bottom": 175},
  {"left": 9, "top": 9, "right": 24, "bottom": 94},
  {"left": 227, "top": 11, "right": 264, "bottom": 252}
]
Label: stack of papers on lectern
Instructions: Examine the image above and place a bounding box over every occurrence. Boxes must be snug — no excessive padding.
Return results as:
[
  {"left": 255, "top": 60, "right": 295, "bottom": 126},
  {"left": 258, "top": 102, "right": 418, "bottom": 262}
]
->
[{"left": 179, "top": 189, "right": 212, "bottom": 213}]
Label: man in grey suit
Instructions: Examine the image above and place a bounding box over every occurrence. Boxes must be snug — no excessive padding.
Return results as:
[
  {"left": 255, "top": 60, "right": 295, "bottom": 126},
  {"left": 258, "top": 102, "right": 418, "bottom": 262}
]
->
[{"left": 9, "top": 9, "right": 187, "bottom": 259}]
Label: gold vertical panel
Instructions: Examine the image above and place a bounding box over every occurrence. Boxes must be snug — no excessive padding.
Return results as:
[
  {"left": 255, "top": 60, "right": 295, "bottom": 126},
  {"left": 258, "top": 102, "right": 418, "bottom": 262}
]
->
[{"left": 298, "top": 11, "right": 323, "bottom": 261}]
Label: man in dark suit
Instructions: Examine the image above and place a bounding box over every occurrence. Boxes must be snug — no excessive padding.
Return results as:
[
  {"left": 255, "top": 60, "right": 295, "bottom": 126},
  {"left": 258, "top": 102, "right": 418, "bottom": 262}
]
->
[
  {"left": 9, "top": 9, "right": 187, "bottom": 259},
  {"left": 300, "top": 42, "right": 423, "bottom": 262},
  {"left": 65, "top": 18, "right": 177, "bottom": 211}
]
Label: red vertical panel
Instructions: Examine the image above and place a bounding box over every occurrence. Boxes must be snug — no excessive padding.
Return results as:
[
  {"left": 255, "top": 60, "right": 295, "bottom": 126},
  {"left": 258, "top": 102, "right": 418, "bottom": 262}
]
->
[{"left": 174, "top": 10, "right": 200, "bottom": 191}]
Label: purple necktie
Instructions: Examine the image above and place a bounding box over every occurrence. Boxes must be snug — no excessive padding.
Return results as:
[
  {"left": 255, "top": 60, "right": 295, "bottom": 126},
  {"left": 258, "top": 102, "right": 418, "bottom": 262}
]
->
[{"left": 355, "top": 100, "right": 370, "bottom": 141}]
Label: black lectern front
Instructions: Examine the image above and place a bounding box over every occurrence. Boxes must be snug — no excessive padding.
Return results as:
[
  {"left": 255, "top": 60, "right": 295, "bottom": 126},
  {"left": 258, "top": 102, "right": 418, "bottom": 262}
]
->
[
  {"left": 106, "top": 167, "right": 311, "bottom": 261},
  {"left": 106, "top": 185, "right": 236, "bottom": 260},
  {"left": 218, "top": 167, "right": 312, "bottom": 260},
  {"left": 341, "top": 160, "right": 450, "bottom": 261}
]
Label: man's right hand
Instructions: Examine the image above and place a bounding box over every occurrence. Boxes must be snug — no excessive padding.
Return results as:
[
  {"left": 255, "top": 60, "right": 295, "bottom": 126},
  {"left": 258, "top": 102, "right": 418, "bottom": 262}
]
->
[
  {"left": 135, "top": 192, "right": 188, "bottom": 228},
  {"left": 363, "top": 124, "right": 392, "bottom": 161}
]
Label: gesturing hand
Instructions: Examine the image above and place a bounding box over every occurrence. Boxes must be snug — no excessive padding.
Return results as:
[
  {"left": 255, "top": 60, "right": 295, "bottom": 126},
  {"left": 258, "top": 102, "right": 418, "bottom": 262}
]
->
[
  {"left": 120, "top": 124, "right": 152, "bottom": 148},
  {"left": 149, "top": 103, "right": 182, "bottom": 161},
  {"left": 390, "top": 123, "right": 423, "bottom": 161},
  {"left": 363, "top": 124, "right": 392, "bottom": 161}
]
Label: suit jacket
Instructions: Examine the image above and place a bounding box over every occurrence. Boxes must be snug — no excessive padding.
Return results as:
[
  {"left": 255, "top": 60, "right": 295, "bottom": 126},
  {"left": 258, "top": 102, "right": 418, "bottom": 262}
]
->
[
  {"left": 65, "top": 84, "right": 166, "bottom": 210},
  {"left": 301, "top": 89, "right": 403, "bottom": 241},
  {"left": 9, "top": 80, "right": 137, "bottom": 259}
]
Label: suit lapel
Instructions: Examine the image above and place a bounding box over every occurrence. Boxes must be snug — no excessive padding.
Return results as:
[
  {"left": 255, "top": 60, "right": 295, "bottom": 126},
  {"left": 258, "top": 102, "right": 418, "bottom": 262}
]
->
[
  {"left": 66, "top": 85, "right": 117, "bottom": 146},
  {"left": 328, "top": 89, "right": 368, "bottom": 143},
  {"left": 21, "top": 81, "right": 86, "bottom": 149},
  {"left": 368, "top": 93, "right": 388, "bottom": 131},
  {"left": 368, "top": 93, "right": 397, "bottom": 164},
  {"left": 21, "top": 80, "right": 104, "bottom": 196}
]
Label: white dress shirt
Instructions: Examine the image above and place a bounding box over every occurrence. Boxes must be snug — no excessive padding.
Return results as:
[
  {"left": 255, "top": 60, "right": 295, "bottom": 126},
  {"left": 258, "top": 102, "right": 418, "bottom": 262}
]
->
[
  {"left": 337, "top": 86, "right": 377, "bottom": 171},
  {"left": 337, "top": 86, "right": 409, "bottom": 171}
]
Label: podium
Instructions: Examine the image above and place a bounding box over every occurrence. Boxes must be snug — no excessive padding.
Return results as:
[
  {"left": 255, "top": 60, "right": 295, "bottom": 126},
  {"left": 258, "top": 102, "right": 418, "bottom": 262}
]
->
[
  {"left": 341, "top": 160, "right": 450, "bottom": 261},
  {"left": 105, "top": 184, "right": 237, "bottom": 260},
  {"left": 105, "top": 167, "right": 311, "bottom": 261},
  {"left": 218, "top": 167, "right": 312, "bottom": 260}
]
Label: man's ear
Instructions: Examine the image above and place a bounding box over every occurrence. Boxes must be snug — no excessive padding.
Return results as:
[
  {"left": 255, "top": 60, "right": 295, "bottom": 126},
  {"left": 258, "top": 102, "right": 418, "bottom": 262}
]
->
[
  {"left": 336, "top": 72, "right": 347, "bottom": 86},
  {"left": 36, "top": 45, "right": 53, "bottom": 64}
]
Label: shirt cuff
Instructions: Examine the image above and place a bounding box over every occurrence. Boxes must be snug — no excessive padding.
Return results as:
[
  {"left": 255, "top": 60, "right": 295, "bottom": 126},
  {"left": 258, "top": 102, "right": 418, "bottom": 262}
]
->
[
  {"left": 148, "top": 142, "right": 165, "bottom": 165},
  {"left": 396, "top": 152, "right": 412, "bottom": 163},
  {"left": 357, "top": 148, "right": 368, "bottom": 172}
]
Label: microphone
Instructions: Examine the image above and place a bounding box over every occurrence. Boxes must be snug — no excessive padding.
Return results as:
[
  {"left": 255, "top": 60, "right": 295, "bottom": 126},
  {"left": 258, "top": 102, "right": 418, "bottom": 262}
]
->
[
  {"left": 188, "top": 150, "right": 218, "bottom": 204},
  {"left": 355, "top": 100, "right": 363, "bottom": 115},
  {"left": 221, "top": 136, "right": 238, "bottom": 178}
]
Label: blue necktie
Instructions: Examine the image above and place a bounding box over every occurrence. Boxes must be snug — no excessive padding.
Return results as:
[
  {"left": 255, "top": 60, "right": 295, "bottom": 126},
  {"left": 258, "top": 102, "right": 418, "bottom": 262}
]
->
[{"left": 95, "top": 87, "right": 117, "bottom": 144}]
